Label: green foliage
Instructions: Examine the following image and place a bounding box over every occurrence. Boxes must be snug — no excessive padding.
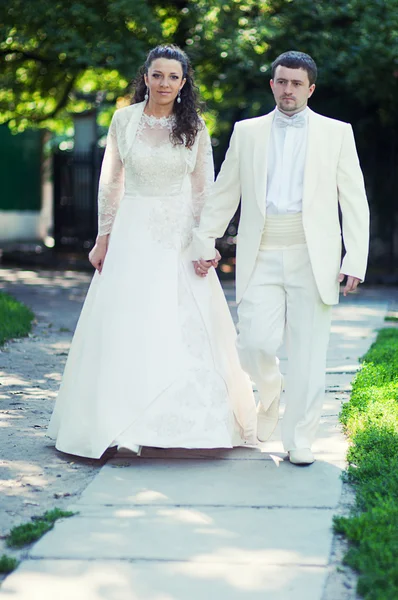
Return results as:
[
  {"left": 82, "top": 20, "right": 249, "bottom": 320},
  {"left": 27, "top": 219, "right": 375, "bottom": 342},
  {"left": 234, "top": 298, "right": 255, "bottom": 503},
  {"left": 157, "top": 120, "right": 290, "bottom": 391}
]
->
[
  {"left": 334, "top": 328, "right": 398, "bottom": 599},
  {"left": 334, "top": 500, "right": 398, "bottom": 599},
  {"left": 158, "top": 0, "right": 398, "bottom": 182},
  {"left": 0, "top": 291, "right": 34, "bottom": 346},
  {"left": 2, "top": 0, "right": 398, "bottom": 240},
  {"left": 174, "top": 0, "right": 278, "bottom": 165},
  {"left": 0, "top": 555, "right": 18, "bottom": 574},
  {"left": 0, "top": 0, "right": 161, "bottom": 132},
  {"left": 6, "top": 509, "right": 75, "bottom": 548},
  {"left": 3, "top": 1, "right": 398, "bottom": 136}
]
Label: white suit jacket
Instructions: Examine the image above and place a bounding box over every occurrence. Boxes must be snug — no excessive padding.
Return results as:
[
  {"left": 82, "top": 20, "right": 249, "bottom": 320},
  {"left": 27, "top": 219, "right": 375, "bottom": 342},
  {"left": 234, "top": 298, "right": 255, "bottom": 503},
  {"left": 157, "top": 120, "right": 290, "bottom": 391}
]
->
[{"left": 191, "top": 108, "right": 370, "bottom": 305}]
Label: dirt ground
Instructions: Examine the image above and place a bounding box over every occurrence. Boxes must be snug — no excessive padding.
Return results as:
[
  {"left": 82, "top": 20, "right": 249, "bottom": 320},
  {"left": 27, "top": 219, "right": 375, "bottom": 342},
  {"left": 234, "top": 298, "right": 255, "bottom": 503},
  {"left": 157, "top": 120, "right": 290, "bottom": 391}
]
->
[{"left": 0, "top": 268, "right": 107, "bottom": 574}]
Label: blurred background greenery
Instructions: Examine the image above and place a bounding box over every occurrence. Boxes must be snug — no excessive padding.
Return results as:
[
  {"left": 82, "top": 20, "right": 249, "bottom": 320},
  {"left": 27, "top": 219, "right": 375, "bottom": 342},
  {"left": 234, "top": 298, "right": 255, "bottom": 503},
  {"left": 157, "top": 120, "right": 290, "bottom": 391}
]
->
[{"left": 1, "top": 0, "right": 398, "bottom": 273}]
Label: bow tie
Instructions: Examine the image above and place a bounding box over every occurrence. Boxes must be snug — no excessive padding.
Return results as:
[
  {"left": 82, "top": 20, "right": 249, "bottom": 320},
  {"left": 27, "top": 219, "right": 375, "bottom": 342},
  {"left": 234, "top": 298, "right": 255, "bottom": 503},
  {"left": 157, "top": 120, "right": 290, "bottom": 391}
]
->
[{"left": 275, "top": 114, "right": 306, "bottom": 128}]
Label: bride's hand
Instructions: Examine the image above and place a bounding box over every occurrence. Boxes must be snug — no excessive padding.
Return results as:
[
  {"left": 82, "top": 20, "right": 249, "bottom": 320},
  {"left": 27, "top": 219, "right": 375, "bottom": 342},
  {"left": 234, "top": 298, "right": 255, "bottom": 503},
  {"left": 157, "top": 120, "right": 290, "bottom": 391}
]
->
[
  {"left": 193, "top": 249, "right": 222, "bottom": 277},
  {"left": 89, "top": 235, "right": 109, "bottom": 273}
]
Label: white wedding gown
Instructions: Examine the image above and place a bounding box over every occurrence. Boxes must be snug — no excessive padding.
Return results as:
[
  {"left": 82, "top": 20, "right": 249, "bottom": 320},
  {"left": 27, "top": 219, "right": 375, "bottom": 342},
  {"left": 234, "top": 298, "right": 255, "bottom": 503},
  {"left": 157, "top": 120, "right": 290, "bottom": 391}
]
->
[{"left": 48, "top": 107, "right": 257, "bottom": 458}]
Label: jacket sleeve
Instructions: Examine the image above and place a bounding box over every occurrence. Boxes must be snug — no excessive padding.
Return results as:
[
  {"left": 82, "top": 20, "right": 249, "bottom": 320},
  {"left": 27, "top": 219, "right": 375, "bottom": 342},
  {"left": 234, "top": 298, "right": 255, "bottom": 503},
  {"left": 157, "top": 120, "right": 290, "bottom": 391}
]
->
[
  {"left": 190, "top": 123, "right": 242, "bottom": 260},
  {"left": 97, "top": 112, "right": 125, "bottom": 236},
  {"left": 337, "top": 124, "right": 370, "bottom": 281},
  {"left": 190, "top": 124, "right": 215, "bottom": 225}
]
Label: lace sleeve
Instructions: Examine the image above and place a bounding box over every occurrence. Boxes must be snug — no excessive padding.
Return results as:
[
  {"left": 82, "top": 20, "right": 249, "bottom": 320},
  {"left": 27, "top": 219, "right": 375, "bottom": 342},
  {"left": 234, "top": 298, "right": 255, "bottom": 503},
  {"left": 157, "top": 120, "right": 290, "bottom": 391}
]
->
[
  {"left": 191, "top": 124, "right": 214, "bottom": 225},
  {"left": 97, "top": 113, "right": 125, "bottom": 236}
]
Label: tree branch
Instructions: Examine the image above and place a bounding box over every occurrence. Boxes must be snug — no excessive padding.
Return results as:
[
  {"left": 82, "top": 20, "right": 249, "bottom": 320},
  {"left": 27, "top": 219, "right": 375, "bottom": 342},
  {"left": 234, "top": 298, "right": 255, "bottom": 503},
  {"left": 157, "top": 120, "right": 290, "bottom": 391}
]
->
[
  {"left": 0, "top": 74, "right": 78, "bottom": 126},
  {"left": 0, "top": 49, "right": 54, "bottom": 64},
  {"left": 34, "top": 74, "right": 78, "bottom": 121}
]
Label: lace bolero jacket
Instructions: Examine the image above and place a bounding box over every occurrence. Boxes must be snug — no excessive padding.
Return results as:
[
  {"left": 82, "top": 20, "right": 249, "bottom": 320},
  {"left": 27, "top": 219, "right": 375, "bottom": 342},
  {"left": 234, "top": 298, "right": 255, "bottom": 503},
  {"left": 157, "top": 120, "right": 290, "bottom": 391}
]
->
[{"left": 97, "top": 101, "right": 214, "bottom": 236}]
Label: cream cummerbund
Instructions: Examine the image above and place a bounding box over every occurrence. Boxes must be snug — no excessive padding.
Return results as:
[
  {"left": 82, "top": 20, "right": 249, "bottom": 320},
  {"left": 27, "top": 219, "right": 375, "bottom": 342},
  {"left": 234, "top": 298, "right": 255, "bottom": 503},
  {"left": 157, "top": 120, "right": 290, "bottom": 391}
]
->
[{"left": 259, "top": 212, "right": 306, "bottom": 250}]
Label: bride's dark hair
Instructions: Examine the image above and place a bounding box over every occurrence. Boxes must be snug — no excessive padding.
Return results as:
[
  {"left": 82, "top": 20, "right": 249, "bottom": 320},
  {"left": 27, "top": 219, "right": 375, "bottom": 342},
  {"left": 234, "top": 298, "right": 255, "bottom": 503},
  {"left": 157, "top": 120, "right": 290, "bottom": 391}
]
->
[{"left": 132, "top": 44, "right": 203, "bottom": 149}]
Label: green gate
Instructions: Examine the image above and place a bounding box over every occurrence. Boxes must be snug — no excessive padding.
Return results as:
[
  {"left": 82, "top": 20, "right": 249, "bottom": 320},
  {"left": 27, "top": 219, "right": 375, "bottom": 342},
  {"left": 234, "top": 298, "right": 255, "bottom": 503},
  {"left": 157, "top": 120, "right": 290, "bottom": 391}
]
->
[{"left": 0, "top": 126, "right": 42, "bottom": 211}]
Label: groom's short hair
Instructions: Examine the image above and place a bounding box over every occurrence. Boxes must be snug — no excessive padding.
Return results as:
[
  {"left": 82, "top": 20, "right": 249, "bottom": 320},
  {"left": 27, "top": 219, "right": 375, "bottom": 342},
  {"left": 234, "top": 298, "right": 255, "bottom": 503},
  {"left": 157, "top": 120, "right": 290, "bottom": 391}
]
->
[{"left": 271, "top": 51, "right": 318, "bottom": 85}]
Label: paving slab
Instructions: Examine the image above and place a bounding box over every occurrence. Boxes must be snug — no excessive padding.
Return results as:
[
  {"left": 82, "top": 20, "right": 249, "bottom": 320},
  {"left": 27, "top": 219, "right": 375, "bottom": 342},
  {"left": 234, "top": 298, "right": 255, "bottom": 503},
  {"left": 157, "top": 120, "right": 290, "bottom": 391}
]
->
[
  {"left": 0, "top": 560, "right": 327, "bottom": 600},
  {"left": 68, "top": 457, "right": 343, "bottom": 509},
  {"left": 325, "top": 363, "right": 360, "bottom": 374},
  {"left": 135, "top": 404, "right": 345, "bottom": 464},
  {"left": 30, "top": 506, "right": 335, "bottom": 564},
  {"left": 325, "top": 373, "right": 353, "bottom": 392}
]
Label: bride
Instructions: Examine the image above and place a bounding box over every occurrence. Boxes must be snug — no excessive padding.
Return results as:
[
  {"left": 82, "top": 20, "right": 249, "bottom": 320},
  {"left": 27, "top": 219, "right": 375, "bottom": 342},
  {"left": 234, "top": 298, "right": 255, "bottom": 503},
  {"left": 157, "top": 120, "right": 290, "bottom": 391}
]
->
[{"left": 47, "top": 44, "right": 257, "bottom": 459}]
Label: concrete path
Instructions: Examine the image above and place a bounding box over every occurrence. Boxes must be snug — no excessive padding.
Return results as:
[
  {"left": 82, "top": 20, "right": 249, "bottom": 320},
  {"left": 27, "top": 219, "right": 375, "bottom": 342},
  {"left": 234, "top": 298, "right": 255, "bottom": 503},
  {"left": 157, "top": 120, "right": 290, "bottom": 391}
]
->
[{"left": 0, "top": 277, "right": 390, "bottom": 599}]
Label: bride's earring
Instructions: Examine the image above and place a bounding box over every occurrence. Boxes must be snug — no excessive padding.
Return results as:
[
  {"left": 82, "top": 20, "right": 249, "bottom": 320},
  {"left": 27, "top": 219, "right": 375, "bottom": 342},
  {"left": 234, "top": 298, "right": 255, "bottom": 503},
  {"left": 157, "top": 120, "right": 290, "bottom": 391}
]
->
[
  {"left": 177, "top": 90, "right": 181, "bottom": 104},
  {"left": 144, "top": 86, "right": 149, "bottom": 101}
]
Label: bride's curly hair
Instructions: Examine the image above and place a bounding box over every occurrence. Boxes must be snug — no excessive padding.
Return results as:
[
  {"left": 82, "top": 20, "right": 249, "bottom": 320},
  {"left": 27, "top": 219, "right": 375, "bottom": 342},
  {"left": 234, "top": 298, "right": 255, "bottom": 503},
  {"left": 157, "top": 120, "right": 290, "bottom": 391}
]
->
[{"left": 131, "top": 44, "right": 204, "bottom": 149}]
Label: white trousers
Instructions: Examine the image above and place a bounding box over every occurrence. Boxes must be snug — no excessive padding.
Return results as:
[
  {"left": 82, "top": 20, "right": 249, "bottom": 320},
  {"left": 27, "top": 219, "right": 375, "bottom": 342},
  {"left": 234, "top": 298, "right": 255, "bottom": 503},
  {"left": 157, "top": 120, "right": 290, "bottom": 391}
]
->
[{"left": 236, "top": 241, "right": 331, "bottom": 451}]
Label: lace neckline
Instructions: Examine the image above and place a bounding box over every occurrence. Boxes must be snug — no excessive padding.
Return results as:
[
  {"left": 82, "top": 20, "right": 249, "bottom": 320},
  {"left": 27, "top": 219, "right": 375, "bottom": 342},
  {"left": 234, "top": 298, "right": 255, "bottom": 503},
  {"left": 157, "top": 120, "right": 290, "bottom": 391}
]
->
[{"left": 142, "top": 112, "right": 175, "bottom": 128}]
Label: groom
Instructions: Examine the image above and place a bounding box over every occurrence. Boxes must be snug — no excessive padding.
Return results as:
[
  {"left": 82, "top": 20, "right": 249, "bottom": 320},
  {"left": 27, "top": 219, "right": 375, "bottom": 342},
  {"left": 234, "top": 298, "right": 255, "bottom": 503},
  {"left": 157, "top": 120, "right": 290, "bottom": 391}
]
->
[{"left": 191, "top": 51, "right": 369, "bottom": 465}]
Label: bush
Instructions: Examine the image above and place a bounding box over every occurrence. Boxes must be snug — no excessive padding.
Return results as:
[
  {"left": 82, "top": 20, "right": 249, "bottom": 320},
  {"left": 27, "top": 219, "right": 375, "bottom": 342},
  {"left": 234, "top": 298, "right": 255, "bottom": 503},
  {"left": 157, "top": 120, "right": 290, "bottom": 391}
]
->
[{"left": 334, "top": 328, "right": 398, "bottom": 600}]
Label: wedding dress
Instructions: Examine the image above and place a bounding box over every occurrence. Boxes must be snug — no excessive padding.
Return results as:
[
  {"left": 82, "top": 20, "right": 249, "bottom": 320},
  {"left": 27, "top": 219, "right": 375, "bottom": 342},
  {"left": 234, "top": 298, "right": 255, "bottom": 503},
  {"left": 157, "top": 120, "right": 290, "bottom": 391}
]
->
[{"left": 47, "top": 101, "right": 257, "bottom": 458}]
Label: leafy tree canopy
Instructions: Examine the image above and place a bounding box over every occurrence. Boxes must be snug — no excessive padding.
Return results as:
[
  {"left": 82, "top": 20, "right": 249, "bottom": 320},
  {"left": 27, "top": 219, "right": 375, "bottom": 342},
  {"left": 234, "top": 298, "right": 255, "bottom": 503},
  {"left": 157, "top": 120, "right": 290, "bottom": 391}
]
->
[
  {"left": 2, "top": 0, "right": 398, "bottom": 139},
  {"left": 0, "top": 0, "right": 161, "bottom": 132},
  {"left": 2, "top": 0, "right": 398, "bottom": 263}
]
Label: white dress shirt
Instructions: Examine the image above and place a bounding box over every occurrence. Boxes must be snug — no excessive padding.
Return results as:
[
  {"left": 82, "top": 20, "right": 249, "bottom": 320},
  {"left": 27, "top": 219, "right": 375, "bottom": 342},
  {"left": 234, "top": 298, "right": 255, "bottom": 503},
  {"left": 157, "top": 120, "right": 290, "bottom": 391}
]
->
[{"left": 266, "top": 107, "right": 309, "bottom": 215}]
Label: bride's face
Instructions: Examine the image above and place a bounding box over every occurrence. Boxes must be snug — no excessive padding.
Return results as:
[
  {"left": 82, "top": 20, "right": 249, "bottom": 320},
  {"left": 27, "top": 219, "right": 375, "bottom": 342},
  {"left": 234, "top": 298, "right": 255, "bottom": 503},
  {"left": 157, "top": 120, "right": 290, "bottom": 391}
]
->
[{"left": 144, "top": 58, "right": 186, "bottom": 106}]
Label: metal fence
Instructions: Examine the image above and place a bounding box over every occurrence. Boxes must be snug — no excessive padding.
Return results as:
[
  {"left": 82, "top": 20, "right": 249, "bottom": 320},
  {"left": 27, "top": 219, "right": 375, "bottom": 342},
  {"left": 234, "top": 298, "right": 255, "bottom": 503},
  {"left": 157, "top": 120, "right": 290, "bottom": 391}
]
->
[
  {"left": 53, "top": 148, "right": 104, "bottom": 250},
  {"left": 52, "top": 147, "right": 397, "bottom": 281}
]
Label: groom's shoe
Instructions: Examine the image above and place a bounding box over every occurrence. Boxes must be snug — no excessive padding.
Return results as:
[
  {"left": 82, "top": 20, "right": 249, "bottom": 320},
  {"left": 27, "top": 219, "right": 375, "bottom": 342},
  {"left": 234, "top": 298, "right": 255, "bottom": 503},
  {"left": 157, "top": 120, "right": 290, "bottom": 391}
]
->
[
  {"left": 288, "top": 448, "right": 315, "bottom": 466},
  {"left": 257, "top": 377, "right": 284, "bottom": 443}
]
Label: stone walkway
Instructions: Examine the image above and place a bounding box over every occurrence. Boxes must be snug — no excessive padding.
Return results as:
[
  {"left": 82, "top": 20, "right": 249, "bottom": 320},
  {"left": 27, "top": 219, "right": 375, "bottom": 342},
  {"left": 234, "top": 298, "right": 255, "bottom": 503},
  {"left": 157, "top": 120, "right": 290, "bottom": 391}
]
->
[{"left": 0, "top": 269, "right": 393, "bottom": 599}]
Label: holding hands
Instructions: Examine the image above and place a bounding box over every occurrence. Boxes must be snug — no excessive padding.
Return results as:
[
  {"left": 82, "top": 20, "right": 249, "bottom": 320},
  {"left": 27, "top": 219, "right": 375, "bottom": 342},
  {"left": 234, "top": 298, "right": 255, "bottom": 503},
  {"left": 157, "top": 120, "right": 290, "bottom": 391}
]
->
[{"left": 193, "top": 249, "right": 221, "bottom": 277}]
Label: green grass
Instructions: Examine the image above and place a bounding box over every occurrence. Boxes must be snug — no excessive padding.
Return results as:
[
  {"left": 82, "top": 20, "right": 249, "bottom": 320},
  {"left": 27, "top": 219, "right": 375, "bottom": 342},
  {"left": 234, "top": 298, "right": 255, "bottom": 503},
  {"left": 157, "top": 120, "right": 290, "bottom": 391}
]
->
[
  {"left": 334, "top": 328, "right": 398, "bottom": 600},
  {"left": 0, "top": 291, "right": 34, "bottom": 346},
  {"left": 6, "top": 508, "right": 75, "bottom": 549},
  {"left": 385, "top": 315, "right": 398, "bottom": 322},
  {"left": 0, "top": 554, "right": 18, "bottom": 574}
]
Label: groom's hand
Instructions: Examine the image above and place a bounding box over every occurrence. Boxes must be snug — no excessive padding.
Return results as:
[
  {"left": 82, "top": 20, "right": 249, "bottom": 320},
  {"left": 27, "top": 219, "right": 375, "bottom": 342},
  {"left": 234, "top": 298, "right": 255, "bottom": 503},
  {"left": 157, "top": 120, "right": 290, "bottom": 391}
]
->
[
  {"left": 338, "top": 273, "right": 361, "bottom": 296},
  {"left": 193, "top": 250, "right": 221, "bottom": 277},
  {"left": 193, "top": 259, "right": 212, "bottom": 277}
]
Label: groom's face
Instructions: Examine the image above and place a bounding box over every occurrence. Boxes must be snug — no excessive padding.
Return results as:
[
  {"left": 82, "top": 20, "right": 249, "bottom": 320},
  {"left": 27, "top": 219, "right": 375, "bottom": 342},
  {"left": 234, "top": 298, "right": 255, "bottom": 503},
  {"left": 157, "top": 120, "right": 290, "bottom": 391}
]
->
[{"left": 270, "top": 65, "right": 315, "bottom": 115}]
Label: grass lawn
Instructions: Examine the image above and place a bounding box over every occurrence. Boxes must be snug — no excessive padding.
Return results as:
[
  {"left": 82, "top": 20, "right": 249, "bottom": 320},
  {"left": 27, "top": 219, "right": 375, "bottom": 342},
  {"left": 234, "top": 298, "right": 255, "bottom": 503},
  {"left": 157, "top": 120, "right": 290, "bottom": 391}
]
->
[
  {"left": 334, "top": 328, "right": 398, "bottom": 600},
  {"left": 0, "top": 555, "right": 18, "bottom": 574},
  {"left": 0, "top": 291, "right": 34, "bottom": 346},
  {"left": 6, "top": 509, "right": 75, "bottom": 549},
  {"left": 0, "top": 509, "right": 75, "bottom": 577}
]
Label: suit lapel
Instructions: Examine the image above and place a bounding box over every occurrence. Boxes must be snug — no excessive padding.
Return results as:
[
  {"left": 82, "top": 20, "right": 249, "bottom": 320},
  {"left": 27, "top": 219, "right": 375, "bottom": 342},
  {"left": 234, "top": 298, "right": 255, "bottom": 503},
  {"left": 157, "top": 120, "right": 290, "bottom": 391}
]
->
[
  {"left": 302, "top": 109, "right": 322, "bottom": 211},
  {"left": 254, "top": 113, "right": 273, "bottom": 216}
]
